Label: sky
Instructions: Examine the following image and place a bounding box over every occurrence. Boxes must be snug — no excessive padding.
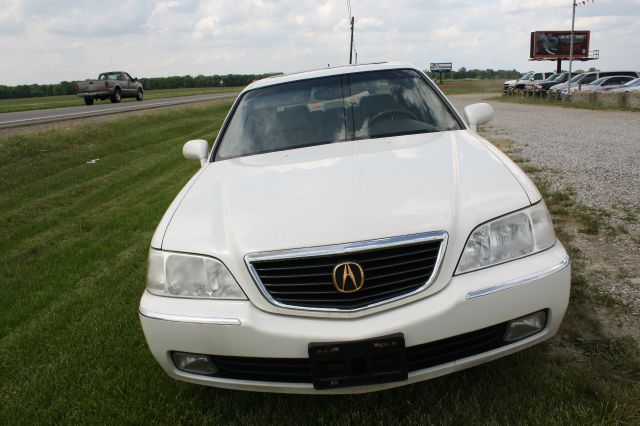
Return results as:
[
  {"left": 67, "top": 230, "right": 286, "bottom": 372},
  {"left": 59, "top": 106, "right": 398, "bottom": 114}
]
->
[{"left": 1, "top": 0, "right": 639, "bottom": 85}]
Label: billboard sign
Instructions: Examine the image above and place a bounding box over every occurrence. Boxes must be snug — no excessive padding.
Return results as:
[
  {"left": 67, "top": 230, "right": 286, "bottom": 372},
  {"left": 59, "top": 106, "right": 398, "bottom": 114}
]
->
[
  {"left": 530, "top": 31, "right": 590, "bottom": 59},
  {"left": 430, "top": 62, "right": 453, "bottom": 72}
]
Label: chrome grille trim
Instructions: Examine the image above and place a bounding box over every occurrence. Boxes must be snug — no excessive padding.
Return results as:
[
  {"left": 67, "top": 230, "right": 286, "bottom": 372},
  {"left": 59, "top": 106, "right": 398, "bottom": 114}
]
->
[{"left": 244, "top": 231, "right": 448, "bottom": 313}]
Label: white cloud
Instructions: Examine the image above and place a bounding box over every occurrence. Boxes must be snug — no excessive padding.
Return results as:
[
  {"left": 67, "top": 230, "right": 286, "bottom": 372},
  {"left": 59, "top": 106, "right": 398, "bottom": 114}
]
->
[
  {"left": 0, "top": 0, "right": 24, "bottom": 35},
  {"left": 358, "top": 17, "right": 384, "bottom": 30},
  {"left": 0, "top": 0, "right": 638, "bottom": 85},
  {"left": 499, "top": 0, "right": 566, "bottom": 14}
]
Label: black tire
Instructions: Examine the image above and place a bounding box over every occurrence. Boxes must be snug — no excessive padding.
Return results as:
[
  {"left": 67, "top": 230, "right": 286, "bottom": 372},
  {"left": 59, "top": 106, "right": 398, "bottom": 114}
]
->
[
  {"left": 110, "top": 88, "right": 122, "bottom": 103},
  {"left": 84, "top": 97, "right": 94, "bottom": 106},
  {"left": 136, "top": 89, "right": 144, "bottom": 101}
]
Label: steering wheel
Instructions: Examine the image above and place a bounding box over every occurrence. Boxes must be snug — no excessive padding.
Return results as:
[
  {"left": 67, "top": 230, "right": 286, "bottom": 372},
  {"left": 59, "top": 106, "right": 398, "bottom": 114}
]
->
[{"left": 369, "top": 109, "right": 418, "bottom": 127}]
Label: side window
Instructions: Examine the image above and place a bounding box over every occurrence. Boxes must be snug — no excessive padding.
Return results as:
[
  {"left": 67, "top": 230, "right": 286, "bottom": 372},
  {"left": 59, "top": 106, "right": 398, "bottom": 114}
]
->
[
  {"left": 610, "top": 77, "right": 630, "bottom": 85},
  {"left": 533, "top": 73, "right": 543, "bottom": 80},
  {"left": 581, "top": 75, "right": 596, "bottom": 85}
]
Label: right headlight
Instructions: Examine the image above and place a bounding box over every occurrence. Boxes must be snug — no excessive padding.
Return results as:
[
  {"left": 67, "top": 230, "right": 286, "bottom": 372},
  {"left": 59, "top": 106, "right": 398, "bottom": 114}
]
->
[
  {"left": 146, "top": 248, "right": 247, "bottom": 299},
  {"left": 455, "top": 202, "right": 556, "bottom": 275}
]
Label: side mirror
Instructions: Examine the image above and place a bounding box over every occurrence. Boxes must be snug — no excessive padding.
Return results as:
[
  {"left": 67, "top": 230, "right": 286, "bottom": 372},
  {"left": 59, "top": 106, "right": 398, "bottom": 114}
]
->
[
  {"left": 183, "top": 139, "right": 210, "bottom": 167},
  {"left": 463, "top": 103, "right": 494, "bottom": 132}
]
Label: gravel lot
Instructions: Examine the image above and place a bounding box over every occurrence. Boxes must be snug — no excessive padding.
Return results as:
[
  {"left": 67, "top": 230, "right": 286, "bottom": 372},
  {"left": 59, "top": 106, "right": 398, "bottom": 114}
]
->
[
  {"left": 450, "top": 94, "right": 640, "bottom": 211},
  {"left": 450, "top": 94, "right": 640, "bottom": 319}
]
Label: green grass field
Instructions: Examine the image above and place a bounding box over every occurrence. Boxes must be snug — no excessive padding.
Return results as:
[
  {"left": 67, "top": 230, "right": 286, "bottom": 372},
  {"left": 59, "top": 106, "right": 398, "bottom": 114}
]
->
[
  {"left": 437, "top": 79, "right": 504, "bottom": 95},
  {"left": 0, "top": 79, "right": 501, "bottom": 115},
  {"left": 0, "top": 102, "right": 638, "bottom": 424},
  {"left": 0, "top": 86, "right": 243, "bottom": 114}
]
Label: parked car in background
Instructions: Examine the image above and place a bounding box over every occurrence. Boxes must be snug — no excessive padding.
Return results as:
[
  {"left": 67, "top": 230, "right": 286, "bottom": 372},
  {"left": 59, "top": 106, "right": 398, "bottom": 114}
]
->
[
  {"left": 610, "top": 78, "right": 640, "bottom": 93},
  {"left": 525, "top": 73, "right": 562, "bottom": 96},
  {"left": 511, "top": 71, "right": 554, "bottom": 94},
  {"left": 570, "top": 75, "right": 635, "bottom": 93},
  {"left": 503, "top": 72, "right": 532, "bottom": 95},
  {"left": 77, "top": 71, "right": 144, "bottom": 105},
  {"left": 528, "top": 72, "right": 570, "bottom": 96},
  {"left": 139, "top": 62, "right": 570, "bottom": 394},
  {"left": 549, "top": 71, "right": 640, "bottom": 97}
]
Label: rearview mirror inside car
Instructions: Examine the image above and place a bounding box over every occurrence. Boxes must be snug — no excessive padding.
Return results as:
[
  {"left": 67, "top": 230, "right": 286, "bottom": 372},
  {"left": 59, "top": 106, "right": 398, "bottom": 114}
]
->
[
  {"left": 463, "top": 103, "right": 494, "bottom": 132},
  {"left": 183, "top": 139, "right": 210, "bottom": 167}
]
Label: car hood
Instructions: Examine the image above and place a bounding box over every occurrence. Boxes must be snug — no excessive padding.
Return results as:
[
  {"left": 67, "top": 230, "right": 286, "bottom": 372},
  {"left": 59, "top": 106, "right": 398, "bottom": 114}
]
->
[{"left": 160, "top": 131, "right": 531, "bottom": 262}]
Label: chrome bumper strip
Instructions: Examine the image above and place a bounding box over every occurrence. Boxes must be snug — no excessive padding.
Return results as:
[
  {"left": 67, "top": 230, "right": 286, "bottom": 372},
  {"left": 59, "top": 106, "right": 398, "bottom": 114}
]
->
[
  {"left": 139, "top": 307, "right": 241, "bottom": 325},
  {"left": 466, "top": 256, "right": 570, "bottom": 300}
]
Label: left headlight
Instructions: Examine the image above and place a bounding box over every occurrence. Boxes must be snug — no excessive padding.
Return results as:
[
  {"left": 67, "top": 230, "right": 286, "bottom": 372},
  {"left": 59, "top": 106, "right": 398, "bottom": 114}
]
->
[
  {"left": 456, "top": 202, "right": 556, "bottom": 275},
  {"left": 146, "top": 248, "right": 247, "bottom": 299}
]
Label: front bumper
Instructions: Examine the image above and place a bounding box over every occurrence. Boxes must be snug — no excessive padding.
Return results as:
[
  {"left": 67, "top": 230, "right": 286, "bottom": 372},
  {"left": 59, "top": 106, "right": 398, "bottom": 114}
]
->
[{"left": 139, "top": 243, "right": 570, "bottom": 394}]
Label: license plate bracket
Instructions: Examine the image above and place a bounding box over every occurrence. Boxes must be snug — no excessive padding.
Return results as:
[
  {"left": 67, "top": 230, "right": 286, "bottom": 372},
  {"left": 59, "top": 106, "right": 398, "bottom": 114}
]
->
[{"left": 308, "top": 333, "right": 407, "bottom": 390}]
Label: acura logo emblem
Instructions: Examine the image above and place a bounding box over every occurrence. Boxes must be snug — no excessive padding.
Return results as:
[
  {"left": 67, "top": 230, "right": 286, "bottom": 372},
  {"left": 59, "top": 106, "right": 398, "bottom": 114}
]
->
[{"left": 332, "top": 262, "right": 365, "bottom": 293}]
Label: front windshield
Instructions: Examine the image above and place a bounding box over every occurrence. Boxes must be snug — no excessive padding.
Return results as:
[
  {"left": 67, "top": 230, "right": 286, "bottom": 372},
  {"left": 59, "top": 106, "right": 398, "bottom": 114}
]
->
[
  {"left": 348, "top": 70, "right": 461, "bottom": 140},
  {"left": 215, "top": 69, "right": 461, "bottom": 160},
  {"left": 622, "top": 78, "right": 640, "bottom": 87},
  {"left": 521, "top": 72, "right": 533, "bottom": 80}
]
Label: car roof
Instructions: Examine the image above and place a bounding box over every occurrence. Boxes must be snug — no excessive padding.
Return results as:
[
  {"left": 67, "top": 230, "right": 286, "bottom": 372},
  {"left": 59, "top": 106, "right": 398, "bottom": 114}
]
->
[
  {"left": 588, "top": 75, "right": 633, "bottom": 84},
  {"left": 244, "top": 62, "right": 422, "bottom": 91},
  {"left": 580, "top": 70, "right": 638, "bottom": 75}
]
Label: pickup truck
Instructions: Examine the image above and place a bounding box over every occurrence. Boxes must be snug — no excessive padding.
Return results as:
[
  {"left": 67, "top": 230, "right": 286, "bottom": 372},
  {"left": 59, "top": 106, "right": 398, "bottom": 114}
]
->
[
  {"left": 77, "top": 71, "right": 144, "bottom": 105},
  {"left": 504, "top": 71, "right": 554, "bottom": 95}
]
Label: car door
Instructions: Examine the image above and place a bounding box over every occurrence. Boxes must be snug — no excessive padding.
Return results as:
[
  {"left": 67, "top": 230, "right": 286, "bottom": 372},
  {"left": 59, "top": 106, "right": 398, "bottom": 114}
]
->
[
  {"left": 119, "top": 73, "right": 131, "bottom": 96},
  {"left": 124, "top": 73, "right": 137, "bottom": 95}
]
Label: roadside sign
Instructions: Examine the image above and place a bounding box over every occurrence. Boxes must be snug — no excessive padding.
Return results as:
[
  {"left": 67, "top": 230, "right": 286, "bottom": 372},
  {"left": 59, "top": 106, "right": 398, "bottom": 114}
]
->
[{"left": 430, "top": 62, "right": 453, "bottom": 72}]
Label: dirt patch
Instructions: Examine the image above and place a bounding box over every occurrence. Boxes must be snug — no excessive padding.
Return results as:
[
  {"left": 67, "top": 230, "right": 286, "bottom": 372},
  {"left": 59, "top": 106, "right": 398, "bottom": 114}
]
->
[{"left": 485, "top": 137, "right": 640, "bottom": 343}]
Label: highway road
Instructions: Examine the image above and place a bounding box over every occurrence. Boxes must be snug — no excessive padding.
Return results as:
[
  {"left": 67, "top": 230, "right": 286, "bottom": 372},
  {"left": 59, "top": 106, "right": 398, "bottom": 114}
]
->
[{"left": 0, "top": 92, "right": 239, "bottom": 129}]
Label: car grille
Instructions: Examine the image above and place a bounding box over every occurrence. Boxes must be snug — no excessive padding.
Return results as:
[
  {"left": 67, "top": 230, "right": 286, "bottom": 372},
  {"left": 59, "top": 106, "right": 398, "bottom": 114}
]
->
[
  {"left": 202, "top": 321, "right": 509, "bottom": 384},
  {"left": 247, "top": 234, "right": 445, "bottom": 311}
]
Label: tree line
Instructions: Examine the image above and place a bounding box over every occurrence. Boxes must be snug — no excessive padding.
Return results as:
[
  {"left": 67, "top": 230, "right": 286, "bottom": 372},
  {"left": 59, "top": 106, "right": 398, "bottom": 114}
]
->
[
  {"left": 0, "top": 73, "right": 281, "bottom": 100},
  {"left": 426, "top": 68, "right": 522, "bottom": 80},
  {"left": 1, "top": 68, "right": 532, "bottom": 100}
]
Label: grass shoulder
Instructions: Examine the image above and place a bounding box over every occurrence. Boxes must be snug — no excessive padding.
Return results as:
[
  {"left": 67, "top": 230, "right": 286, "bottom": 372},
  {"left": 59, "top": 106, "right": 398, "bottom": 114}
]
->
[
  {"left": 0, "top": 111, "right": 638, "bottom": 423},
  {"left": 435, "top": 79, "right": 503, "bottom": 95},
  {"left": 0, "top": 86, "right": 243, "bottom": 114}
]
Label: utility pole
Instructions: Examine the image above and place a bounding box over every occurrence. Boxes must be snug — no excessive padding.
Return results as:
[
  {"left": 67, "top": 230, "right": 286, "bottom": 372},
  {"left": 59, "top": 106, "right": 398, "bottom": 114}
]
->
[
  {"left": 349, "top": 17, "right": 354, "bottom": 64},
  {"left": 567, "top": 0, "right": 576, "bottom": 96}
]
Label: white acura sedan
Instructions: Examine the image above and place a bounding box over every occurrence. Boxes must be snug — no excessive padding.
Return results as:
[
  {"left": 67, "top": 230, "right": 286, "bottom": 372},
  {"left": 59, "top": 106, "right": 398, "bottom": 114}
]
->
[{"left": 139, "top": 62, "right": 570, "bottom": 394}]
